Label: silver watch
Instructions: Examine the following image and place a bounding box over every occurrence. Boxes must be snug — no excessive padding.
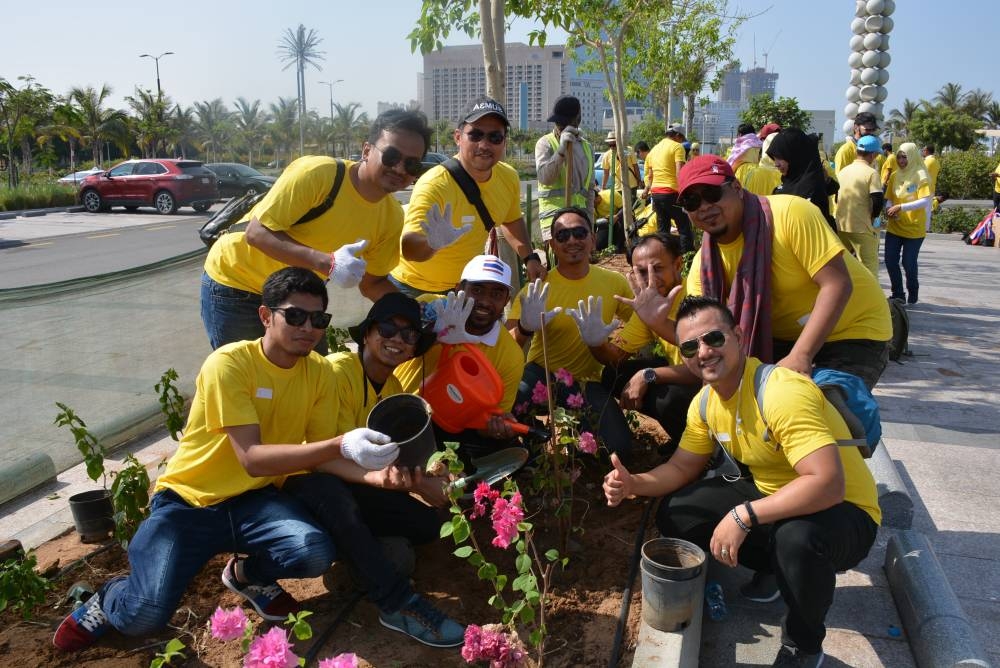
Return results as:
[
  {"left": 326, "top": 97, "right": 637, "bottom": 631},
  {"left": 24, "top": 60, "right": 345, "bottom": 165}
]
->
[{"left": 643, "top": 367, "right": 657, "bottom": 385}]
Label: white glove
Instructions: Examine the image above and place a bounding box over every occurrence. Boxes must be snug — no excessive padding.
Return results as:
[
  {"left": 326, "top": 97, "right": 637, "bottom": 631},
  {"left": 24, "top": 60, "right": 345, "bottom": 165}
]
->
[
  {"left": 420, "top": 203, "right": 472, "bottom": 251},
  {"left": 559, "top": 126, "right": 580, "bottom": 154},
  {"left": 329, "top": 239, "right": 368, "bottom": 288},
  {"left": 434, "top": 290, "right": 475, "bottom": 344},
  {"left": 518, "top": 278, "right": 562, "bottom": 333},
  {"left": 567, "top": 296, "right": 621, "bottom": 347},
  {"left": 341, "top": 428, "right": 398, "bottom": 470}
]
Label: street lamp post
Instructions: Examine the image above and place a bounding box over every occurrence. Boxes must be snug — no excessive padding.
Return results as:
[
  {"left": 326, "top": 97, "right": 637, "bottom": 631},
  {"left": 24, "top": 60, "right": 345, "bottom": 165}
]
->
[
  {"left": 139, "top": 51, "right": 174, "bottom": 100},
  {"left": 318, "top": 79, "right": 343, "bottom": 156}
]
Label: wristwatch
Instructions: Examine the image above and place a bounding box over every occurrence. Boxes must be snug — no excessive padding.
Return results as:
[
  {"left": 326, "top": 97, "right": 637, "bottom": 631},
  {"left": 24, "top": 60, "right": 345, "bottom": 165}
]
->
[
  {"left": 523, "top": 251, "right": 542, "bottom": 265},
  {"left": 643, "top": 368, "right": 657, "bottom": 386}
]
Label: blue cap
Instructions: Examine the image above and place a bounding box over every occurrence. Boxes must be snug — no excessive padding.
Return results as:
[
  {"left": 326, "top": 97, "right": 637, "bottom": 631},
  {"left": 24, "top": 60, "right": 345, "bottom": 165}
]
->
[{"left": 857, "top": 135, "right": 882, "bottom": 154}]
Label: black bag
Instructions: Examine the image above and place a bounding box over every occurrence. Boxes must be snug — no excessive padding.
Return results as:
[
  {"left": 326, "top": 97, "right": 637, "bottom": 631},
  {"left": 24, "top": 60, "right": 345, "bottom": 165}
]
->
[
  {"left": 887, "top": 297, "right": 910, "bottom": 361},
  {"left": 198, "top": 160, "right": 346, "bottom": 248}
]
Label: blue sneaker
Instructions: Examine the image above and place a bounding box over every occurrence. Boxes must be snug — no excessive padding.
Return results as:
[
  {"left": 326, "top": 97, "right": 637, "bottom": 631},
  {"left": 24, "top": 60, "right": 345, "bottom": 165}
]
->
[
  {"left": 53, "top": 592, "right": 111, "bottom": 651},
  {"left": 222, "top": 556, "right": 300, "bottom": 622},
  {"left": 378, "top": 593, "right": 465, "bottom": 648}
]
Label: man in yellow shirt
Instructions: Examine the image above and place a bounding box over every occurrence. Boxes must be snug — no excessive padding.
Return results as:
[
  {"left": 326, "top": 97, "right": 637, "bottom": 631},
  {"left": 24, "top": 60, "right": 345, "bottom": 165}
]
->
[
  {"left": 833, "top": 112, "right": 879, "bottom": 174},
  {"left": 992, "top": 160, "right": 1000, "bottom": 212},
  {"left": 642, "top": 124, "right": 693, "bottom": 252},
  {"left": 834, "top": 135, "right": 884, "bottom": 275},
  {"left": 604, "top": 296, "right": 879, "bottom": 667},
  {"left": 55, "top": 268, "right": 399, "bottom": 651},
  {"left": 201, "top": 110, "right": 432, "bottom": 350},
  {"left": 601, "top": 131, "right": 642, "bottom": 198},
  {"left": 391, "top": 97, "right": 544, "bottom": 296}
]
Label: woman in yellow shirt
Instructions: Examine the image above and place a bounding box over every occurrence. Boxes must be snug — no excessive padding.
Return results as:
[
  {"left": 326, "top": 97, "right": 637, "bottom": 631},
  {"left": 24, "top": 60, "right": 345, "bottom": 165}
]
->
[{"left": 884, "top": 143, "right": 932, "bottom": 304}]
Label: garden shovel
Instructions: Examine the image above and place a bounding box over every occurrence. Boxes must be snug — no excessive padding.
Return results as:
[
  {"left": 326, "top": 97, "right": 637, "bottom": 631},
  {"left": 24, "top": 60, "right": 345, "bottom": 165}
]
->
[{"left": 446, "top": 447, "right": 529, "bottom": 497}]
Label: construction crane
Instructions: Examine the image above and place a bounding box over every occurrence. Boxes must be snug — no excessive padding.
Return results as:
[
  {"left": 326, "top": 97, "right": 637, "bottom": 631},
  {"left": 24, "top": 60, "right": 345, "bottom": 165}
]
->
[{"left": 762, "top": 30, "right": 781, "bottom": 72}]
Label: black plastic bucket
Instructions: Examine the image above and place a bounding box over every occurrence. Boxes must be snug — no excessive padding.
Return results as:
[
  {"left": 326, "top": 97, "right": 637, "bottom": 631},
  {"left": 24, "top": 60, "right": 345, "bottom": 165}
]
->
[
  {"left": 366, "top": 395, "right": 436, "bottom": 469},
  {"left": 640, "top": 537, "right": 706, "bottom": 632},
  {"left": 68, "top": 489, "right": 115, "bottom": 543}
]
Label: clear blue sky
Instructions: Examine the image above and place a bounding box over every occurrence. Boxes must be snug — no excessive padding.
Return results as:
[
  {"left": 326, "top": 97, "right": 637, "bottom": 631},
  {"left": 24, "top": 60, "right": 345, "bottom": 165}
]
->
[{"left": 4, "top": 1, "right": 994, "bottom": 138}]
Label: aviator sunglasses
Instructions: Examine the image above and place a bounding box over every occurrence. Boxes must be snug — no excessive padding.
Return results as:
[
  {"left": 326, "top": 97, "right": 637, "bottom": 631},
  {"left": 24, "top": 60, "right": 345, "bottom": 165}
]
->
[
  {"left": 375, "top": 320, "right": 421, "bottom": 345},
  {"left": 678, "top": 329, "right": 727, "bottom": 358},
  {"left": 463, "top": 129, "right": 507, "bottom": 145},
  {"left": 269, "top": 306, "right": 332, "bottom": 329},
  {"left": 553, "top": 226, "right": 590, "bottom": 243},
  {"left": 370, "top": 144, "right": 424, "bottom": 177},
  {"left": 680, "top": 182, "right": 730, "bottom": 212}
]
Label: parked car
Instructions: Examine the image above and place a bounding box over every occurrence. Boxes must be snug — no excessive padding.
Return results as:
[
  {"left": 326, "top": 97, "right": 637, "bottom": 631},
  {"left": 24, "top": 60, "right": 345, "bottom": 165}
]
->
[
  {"left": 57, "top": 167, "right": 104, "bottom": 187},
  {"left": 205, "top": 163, "right": 276, "bottom": 198},
  {"left": 78, "top": 159, "right": 219, "bottom": 214},
  {"left": 421, "top": 151, "right": 449, "bottom": 173},
  {"left": 593, "top": 155, "right": 644, "bottom": 189}
]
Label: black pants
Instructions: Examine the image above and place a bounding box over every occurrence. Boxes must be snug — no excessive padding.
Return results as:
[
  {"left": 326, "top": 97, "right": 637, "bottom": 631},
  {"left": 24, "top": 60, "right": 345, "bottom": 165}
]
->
[
  {"left": 601, "top": 358, "right": 700, "bottom": 443},
  {"left": 772, "top": 338, "right": 890, "bottom": 390},
  {"left": 283, "top": 473, "right": 442, "bottom": 612},
  {"left": 651, "top": 192, "right": 694, "bottom": 253},
  {"left": 657, "top": 476, "right": 877, "bottom": 654}
]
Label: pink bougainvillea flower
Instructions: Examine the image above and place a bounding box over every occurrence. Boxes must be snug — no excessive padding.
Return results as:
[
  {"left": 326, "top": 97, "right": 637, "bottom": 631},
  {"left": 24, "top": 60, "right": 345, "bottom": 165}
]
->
[
  {"left": 209, "top": 605, "right": 248, "bottom": 642},
  {"left": 513, "top": 401, "right": 531, "bottom": 416},
  {"left": 566, "top": 392, "right": 585, "bottom": 409},
  {"left": 318, "top": 653, "right": 359, "bottom": 668},
  {"left": 243, "top": 626, "right": 299, "bottom": 668},
  {"left": 577, "top": 431, "right": 598, "bottom": 455},
  {"left": 490, "top": 492, "right": 524, "bottom": 549},
  {"left": 531, "top": 380, "right": 549, "bottom": 405},
  {"left": 461, "top": 623, "right": 527, "bottom": 667},
  {"left": 461, "top": 624, "right": 484, "bottom": 663},
  {"left": 555, "top": 368, "right": 574, "bottom": 387},
  {"left": 471, "top": 480, "right": 499, "bottom": 519}
]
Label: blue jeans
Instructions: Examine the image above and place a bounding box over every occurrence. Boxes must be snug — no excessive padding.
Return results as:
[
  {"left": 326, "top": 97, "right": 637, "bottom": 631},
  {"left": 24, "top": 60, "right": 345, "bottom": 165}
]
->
[
  {"left": 100, "top": 487, "right": 335, "bottom": 636},
  {"left": 516, "top": 362, "right": 632, "bottom": 463},
  {"left": 883, "top": 232, "right": 924, "bottom": 303}
]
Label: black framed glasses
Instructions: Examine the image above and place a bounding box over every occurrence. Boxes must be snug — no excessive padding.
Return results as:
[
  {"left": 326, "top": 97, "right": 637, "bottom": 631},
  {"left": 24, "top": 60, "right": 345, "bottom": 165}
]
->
[
  {"left": 375, "top": 320, "right": 421, "bottom": 345},
  {"left": 269, "top": 306, "right": 332, "bottom": 329},
  {"left": 680, "top": 182, "right": 730, "bottom": 212},
  {"left": 369, "top": 144, "right": 424, "bottom": 177},
  {"left": 553, "top": 226, "right": 590, "bottom": 243},
  {"left": 678, "top": 329, "right": 727, "bottom": 359},
  {"left": 464, "top": 129, "right": 506, "bottom": 145}
]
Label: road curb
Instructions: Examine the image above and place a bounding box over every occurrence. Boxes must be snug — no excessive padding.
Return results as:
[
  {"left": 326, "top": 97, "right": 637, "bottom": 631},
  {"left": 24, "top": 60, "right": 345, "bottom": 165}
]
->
[
  {"left": 866, "top": 441, "right": 914, "bottom": 529},
  {"left": 0, "top": 205, "right": 86, "bottom": 220}
]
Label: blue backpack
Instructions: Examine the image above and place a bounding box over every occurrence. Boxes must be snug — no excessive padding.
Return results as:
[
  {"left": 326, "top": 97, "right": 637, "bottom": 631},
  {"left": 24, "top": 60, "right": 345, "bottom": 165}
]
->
[{"left": 699, "top": 365, "right": 881, "bottom": 458}]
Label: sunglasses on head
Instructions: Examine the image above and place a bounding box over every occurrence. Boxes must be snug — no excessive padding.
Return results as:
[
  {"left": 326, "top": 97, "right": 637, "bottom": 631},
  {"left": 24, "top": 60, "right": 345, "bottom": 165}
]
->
[
  {"left": 270, "top": 306, "right": 332, "bottom": 329},
  {"left": 680, "top": 182, "right": 729, "bottom": 212},
  {"left": 370, "top": 144, "right": 424, "bottom": 177},
  {"left": 678, "top": 329, "right": 727, "bottom": 358},
  {"left": 464, "top": 129, "right": 507, "bottom": 145},
  {"left": 375, "top": 320, "right": 421, "bottom": 345},
  {"left": 553, "top": 226, "right": 590, "bottom": 243}
]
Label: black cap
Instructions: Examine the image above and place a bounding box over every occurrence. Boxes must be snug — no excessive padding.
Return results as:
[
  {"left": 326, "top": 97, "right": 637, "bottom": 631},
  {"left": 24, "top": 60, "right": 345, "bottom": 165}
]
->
[
  {"left": 461, "top": 97, "right": 509, "bottom": 127},
  {"left": 348, "top": 292, "right": 436, "bottom": 355},
  {"left": 547, "top": 95, "right": 581, "bottom": 126}
]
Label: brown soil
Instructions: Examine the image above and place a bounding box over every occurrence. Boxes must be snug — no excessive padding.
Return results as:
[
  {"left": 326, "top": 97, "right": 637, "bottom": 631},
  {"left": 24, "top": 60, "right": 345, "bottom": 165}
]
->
[{"left": 0, "top": 254, "right": 675, "bottom": 667}]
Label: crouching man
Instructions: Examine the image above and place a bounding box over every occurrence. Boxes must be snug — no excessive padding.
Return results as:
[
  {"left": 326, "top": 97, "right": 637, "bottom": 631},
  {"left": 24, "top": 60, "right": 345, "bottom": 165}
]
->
[{"left": 604, "top": 296, "right": 880, "bottom": 667}]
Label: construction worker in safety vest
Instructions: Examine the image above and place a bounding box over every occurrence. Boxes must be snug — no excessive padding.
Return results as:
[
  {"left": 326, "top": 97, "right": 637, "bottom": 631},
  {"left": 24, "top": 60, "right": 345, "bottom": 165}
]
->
[{"left": 534, "top": 95, "right": 595, "bottom": 245}]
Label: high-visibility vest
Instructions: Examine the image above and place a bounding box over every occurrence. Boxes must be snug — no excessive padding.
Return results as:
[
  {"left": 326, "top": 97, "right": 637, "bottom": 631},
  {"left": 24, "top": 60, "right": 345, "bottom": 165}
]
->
[{"left": 538, "top": 132, "right": 593, "bottom": 225}]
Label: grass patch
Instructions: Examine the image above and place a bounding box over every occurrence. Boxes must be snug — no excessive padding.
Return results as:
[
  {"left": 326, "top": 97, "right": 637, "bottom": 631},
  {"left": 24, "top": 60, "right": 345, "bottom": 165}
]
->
[{"left": 0, "top": 183, "right": 77, "bottom": 212}]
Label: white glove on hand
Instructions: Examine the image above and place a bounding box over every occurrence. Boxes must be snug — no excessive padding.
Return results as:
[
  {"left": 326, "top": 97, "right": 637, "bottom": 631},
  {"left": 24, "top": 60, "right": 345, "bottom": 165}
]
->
[
  {"left": 559, "top": 126, "right": 580, "bottom": 154},
  {"left": 341, "top": 428, "right": 398, "bottom": 470},
  {"left": 434, "top": 290, "right": 475, "bottom": 344},
  {"left": 329, "top": 239, "right": 368, "bottom": 288},
  {"left": 567, "top": 295, "right": 621, "bottom": 347},
  {"left": 518, "top": 278, "right": 562, "bottom": 333},
  {"left": 420, "top": 203, "right": 472, "bottom": 251}
]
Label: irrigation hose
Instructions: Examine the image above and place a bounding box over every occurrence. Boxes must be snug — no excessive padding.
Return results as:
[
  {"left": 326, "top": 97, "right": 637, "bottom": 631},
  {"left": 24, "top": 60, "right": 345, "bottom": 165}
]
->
[
  {"left": 303, "top": 589, "right": 365, "bottom": 666},
  {"left": 607, "top": 496, "right": 657, "bottom": 668}
]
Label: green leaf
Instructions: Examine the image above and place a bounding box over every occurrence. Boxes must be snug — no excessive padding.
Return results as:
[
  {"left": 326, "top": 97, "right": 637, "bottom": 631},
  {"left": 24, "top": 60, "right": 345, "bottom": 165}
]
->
[
  {"left": 529, "top": 628, "right": 544, "bottom": 647},
  {"left": 478, "top": 562, "right": 497, "bottom": 581},
  {"left": 545, "top": 548, "right": 560, "bottom": 562},
  {"left": 440, "top": 521, "right": 454, "bottom": 538},
  {"left": 468, "top": 552, "right": 484, "bottom": 567},
  {"left": 453, "top": 517, "right": 470, "bottom": 543},
  {"left": 515, "top": 553, "right": 531, "bottom": 574},
  {"left": 163, "top": 638, "right": 185, "bottom": 653},
  {"left": 495, "top": 574, "right": 507, "bottom": 591},
  {"left": 453, "top": 545, "right": 474, "bottom": 558},
  {"left": 519, "top": 604, "right": 536, "bottom": 624}
]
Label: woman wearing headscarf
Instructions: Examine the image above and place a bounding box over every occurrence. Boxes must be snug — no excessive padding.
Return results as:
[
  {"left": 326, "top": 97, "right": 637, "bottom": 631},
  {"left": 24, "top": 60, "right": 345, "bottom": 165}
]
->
[
  {"left": 883, "top": 142, "right": 932, "bottom": 304},
  {"left": 766, "top": 128, "right": 836, "bottom": 229}
]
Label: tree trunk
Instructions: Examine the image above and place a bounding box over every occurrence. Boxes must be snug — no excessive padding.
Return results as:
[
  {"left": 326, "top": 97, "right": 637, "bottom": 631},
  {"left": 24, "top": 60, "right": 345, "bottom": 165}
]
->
[
  {"left": 685, "top": 92, "right": 696, "bottom": 139},
  {"left": 479, "top": 0, "right": 506, "bottom": 104}
]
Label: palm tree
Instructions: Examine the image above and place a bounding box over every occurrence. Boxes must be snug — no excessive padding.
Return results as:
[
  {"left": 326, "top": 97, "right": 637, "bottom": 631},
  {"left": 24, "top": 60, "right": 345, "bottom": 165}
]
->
[
  {"left": 234, "top": 97, "right": 268, "bottom": 167},
  {"left": 985, "top": 101, "right": 1000, "bottom": 129},
  {"left": 126, "top": 87, "right": 172, "bottom": 158},
  {"left": 277, "top": 24, "right": 325, "bottom": 158},
  {"left": 268, "top": 97, "right": 298, "bottom": 167},
  {"left": 194, "top": 98, "right": 234, "bottom": 163},
  {"left": 70, "top": 84, "right": 128, "bottom": 167},
  {"left": 962, "top": 88, "right": 994, "bottom": 121},
  {"left": 887, "top": 98, "right": 922, "bottom": 141},
  {"left": 168, "top": 104, "right": 197, "bottom": 158},
  {"left": 332, "top": 102, "right": 368, "bottom": 157},
  {"left": 37, "top": 98, "right": 83, "bottom": 171},
  {"left": 934, "top": 82, "right": 964, "bottom": 110}
]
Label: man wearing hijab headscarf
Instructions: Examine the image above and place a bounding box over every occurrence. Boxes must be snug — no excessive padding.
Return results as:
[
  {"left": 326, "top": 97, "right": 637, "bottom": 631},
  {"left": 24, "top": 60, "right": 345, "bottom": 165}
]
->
[
  {"left": 767, "top": 129, "right": 836, "bottom": 230},
  {"left": 884, "top": 143, "right": 933, "bottom": 305}
]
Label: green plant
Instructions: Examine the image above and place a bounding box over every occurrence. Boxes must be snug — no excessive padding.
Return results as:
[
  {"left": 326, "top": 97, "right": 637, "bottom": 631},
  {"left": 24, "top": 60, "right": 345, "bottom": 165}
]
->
[
  {"left": 937, "top": 150, "right": 995, "bottom": 199},
  {"left": 149, "top": 638, "right": 186, "bottom": 667},
  {"left": 0, "top": 552, "right": 52, "bottom": 620},
  {"left": 325, "top": 326, "right": 352, "bottom": 354},
  {"left": 155, "top": 368, "right": 186, "bottom": 441},
  {"left": 54, "top": 401, "right": 107, "bottom": 487},
  {"left": 110, "top": 454, "right": 150, "bottom": 549},
  {"left": 0, "top": 182, "right": 77, "bottom": 211},
  {"left": 930, "top": 207, "right": 990, "bottom": 235}
]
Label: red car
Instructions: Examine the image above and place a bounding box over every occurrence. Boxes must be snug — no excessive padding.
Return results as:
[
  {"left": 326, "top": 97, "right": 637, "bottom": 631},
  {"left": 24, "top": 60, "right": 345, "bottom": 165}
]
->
[{"left": 79, "top": 159, "right": 219, "bottom": 214}]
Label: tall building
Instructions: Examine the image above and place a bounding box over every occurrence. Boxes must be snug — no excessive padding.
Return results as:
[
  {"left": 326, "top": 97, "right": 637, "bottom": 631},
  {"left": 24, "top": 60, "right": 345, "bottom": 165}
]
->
[{"left": 718, "top": 63, "right": 779, "bottom": 104}]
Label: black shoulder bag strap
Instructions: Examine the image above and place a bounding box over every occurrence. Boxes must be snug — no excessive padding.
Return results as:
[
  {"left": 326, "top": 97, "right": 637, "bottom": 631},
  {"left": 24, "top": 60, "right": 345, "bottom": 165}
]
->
[
  {"left": 442, "top": 157, "right": 495, "bottom": 232},
  {"left": 295, "top": 159, "right": 346, "bottom": 226}
]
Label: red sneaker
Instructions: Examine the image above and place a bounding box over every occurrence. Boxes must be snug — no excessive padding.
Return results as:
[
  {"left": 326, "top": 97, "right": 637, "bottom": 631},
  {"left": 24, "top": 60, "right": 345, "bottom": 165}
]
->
[{"left": 53, "top": 593, "right": 110, "bottom": 651}]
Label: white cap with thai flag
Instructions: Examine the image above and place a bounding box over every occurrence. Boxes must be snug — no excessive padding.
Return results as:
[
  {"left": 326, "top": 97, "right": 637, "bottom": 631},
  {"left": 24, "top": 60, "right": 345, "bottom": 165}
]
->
[{"left": 460, "top": 254, "right": 512, "bottom": 290}]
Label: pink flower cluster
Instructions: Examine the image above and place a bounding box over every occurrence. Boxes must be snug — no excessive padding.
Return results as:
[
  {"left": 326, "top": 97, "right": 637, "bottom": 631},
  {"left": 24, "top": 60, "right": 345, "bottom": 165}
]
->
[
  {"left": 318, "top": 654, "right": 359, "bottom": 668},
  {"left": 243, "top": 626, "right": 299, "bottom": 668},
  {"left": 577, "top": 431, "right": 598, "bottom": 455},
  {"left": 566, "top": 392, "right": 585, "bottom": 409},
  {"left": 209, "top": 606, "right": 248, "bottom": 642},
  {"left": 470, "top": 481, "right": 524, "bottom": 550},
  {"left": 531, "top": 381, "right": 548, "bottom": 405},
  {"left": 555, "top": 368, "right": 574, "bottom": 387},
  {"left": 461, "top": 623, "right": 528, "bottom": 667}
]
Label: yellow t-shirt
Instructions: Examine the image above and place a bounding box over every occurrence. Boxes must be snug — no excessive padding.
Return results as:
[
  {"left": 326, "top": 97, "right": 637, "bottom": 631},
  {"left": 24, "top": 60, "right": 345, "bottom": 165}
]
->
[
  {"left": 645, "top": 138, "right": 686, "bottom": 192},
  {"left": 612, "top": 286, "right": 686, "bottom": 366},
  {"left": 738, "top": 163, "right": 783, "bottom": 197},
  {"left": 601, "top": 148, "right": 640, "bottom": 190},
  {"left": 155, "top": 340, "right": 337, "bottom": 507},
  {"left": 835, "top": 159, "right": 882, "bottom": 234},
  {"left": 680, "top": 359, "right": 880, "bottom": 524},
  {"left": 204, "top": 156, "right": 403, "bottom": 294},
  {"left": 391, "top": 162, "right": 522, "bottom": 293},
  {"left": 885, "top": 172, "right": 931, "bottom": 239},
  {"left": 326, "top": 351, "right": 404, "bottom": 436},
  {"left": 993, "top": 163, "right": 1000, "bottom": 195},
  {"left": 394, "top": 334, "right": 525, "bottom": 413},
  {"left": 834, "top": 141, "right": 856, "bottom": 175},
  {"left": 880, "top": 153, "right": 898, "bottom": 188},
  {"left": 685, "top": 195, "right": 891, "bottom": 343},
  {"left": 923, "top": 154, "right": 940, "bottom": 193},
  {"left": 510, "top": 267, "right": 633, "bottom": 382}
]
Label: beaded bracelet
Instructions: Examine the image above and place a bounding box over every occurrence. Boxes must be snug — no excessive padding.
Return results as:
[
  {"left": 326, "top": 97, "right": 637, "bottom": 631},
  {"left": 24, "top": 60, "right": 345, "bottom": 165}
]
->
[{"left": 731, "top": 506, "right": 751, "bottom": 534}]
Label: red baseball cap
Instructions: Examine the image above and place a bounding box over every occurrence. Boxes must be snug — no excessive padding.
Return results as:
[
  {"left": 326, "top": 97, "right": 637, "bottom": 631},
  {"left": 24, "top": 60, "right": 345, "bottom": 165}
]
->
[
  {"left": 678, "top": 155, "right": 734, "bottom": 198},
  {"left": 758, "top": 122, "right": 781, "bottom": 140}
]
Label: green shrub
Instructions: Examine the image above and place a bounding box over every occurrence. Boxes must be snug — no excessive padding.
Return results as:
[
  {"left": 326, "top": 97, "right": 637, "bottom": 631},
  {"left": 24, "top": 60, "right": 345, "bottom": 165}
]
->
[
  {"left": 937, "top": 150, "right": 995, "bottom": 200},
  {"left": 930, "top": 206, "right": 990, "bottom": 235},
  {"left": 0, "top": 183, "right": 77, "bottom": 211}
]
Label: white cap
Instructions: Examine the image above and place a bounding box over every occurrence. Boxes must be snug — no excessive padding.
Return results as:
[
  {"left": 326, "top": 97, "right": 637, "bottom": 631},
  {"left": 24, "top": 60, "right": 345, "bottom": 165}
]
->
[{"left": 460, "top": 255, "right": 512, "bottom": 290}]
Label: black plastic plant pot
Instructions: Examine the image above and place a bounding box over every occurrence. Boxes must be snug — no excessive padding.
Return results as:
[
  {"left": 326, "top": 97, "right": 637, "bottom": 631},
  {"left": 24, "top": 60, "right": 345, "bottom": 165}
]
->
[{"left": 68, "top": 489, "right": 114, "bottom": 543}]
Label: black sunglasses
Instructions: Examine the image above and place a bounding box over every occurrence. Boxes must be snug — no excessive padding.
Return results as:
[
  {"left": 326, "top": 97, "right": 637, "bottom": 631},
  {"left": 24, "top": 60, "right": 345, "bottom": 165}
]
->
[
  {"left": 678, "top": 329, "right": 727, "bottom": 358},
  {"left": 375, "top": 320, "right": 421, "bottom": 345},
  {"left": 553, "top": 226, "right": 590, "bottom": 243},
  {"left": 270, "top": 306, "right": 332, "bottom": 329},
  {"left": 680, "top": 183, "right": 730, "bottom": 212},
  {"left": 370, "top": 144, "right": 424, "bottom": 177},
  {"left": 464, "top": 129, "right": 506, "bottom": 145}
]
